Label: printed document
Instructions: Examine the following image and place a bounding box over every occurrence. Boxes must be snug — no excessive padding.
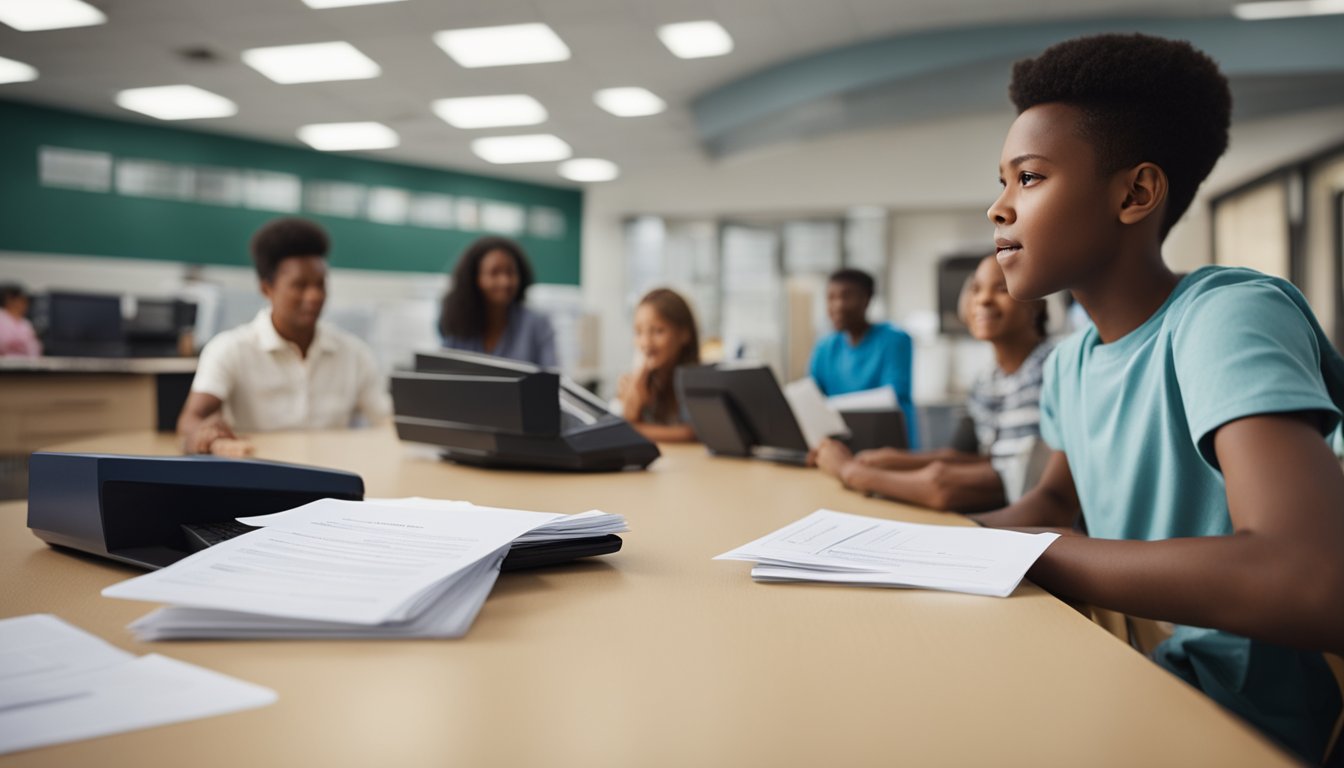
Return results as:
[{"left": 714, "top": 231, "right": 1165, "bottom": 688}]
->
[
  {"left": 716, "top": 508, "right": 1058, "bottom": 597},
  {"left": 0, "top": 615, "right": 274, "bottom": 756},
  {"left": 104, "top": 498, "right": 561, "bottom": 625}
]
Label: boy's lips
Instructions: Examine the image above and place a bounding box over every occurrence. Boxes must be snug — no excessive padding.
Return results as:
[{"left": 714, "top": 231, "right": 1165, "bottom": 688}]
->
[{"left": 994, "top": 236, "right": 1022, "bottom": 263}]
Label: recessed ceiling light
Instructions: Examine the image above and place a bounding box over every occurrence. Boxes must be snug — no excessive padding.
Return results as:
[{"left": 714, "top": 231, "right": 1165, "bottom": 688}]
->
[
  {"left": 432, "top": 95, "right": 547, "bottom": 129},
  {"left": 0, "top": 0, "right": 105, "bottom": 31},
  {"left": 593, "top": 87, "right": 666, "bottom": 117},
  {"left": 1232, "top": 0, "right": 1344, "bottom": 18},
  {"left": 115, "top": 85, "right": 238, "bottom": 121},
  {"left": 559, "top": 158, "right": 619, "bottom": 182},
  {"left": 657, "top": 20, "right": 733, "bottom": 59},
  {"left": 433, "top": 23, "right": 570, "bottom": 68},
  {"left": 302, "top": 0, "right": 406, "bottom": 7},
  {"left": 242, "top": 41, "right": 381, "bottom": 84},
  {"left": 0, "top": 55, "right": 38, "bottom": 84},
  {"left": 471, "top": 134, "right": 572, "bottom": 164},
  {"left": 297, "top": 122, "right": 399, "bottom": 151}
]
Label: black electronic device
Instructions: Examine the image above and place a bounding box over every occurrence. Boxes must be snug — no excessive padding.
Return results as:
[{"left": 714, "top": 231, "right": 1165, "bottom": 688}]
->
[
  {"left": 676, "top": 364, "right": 909, "bottom": 462},
  {"left": 35, "top": 291, "right": 127, "bottom": 357},
  {"left": 392, "top": 349, "right": 660, "bottom": 471},
  {"left": 675, "top": 363, "right": 811, "bottom": 463},
  {"left": 27, "top": 452, "right": 365, "bottom": 569},
  {"left": 839, "top": 409, "right": 909, "bottom": 453}
]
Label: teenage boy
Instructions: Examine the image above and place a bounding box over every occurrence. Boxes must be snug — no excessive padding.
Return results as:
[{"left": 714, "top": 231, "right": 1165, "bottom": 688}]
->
[
  {"left": 976, "top": 33, "right": 1344, "bottom": 762},
  {"left": 808, "top": 268, "right": 919, "bottom": 447},
  {"left": 177, "top": 218, "right": 391, "bottom": 456}
]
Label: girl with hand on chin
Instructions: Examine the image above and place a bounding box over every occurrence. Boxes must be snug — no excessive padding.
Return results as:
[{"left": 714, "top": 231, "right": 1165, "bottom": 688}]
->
[{"left": 617, "top": 288, "right": 700, "bottom": 443}]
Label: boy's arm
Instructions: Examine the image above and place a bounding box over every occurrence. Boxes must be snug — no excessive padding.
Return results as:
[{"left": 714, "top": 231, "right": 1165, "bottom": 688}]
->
[
  {"left": 842, "top": 460, "right": 1006, "bottom": 512},
  {"left": 853, "top": 446, "right": 984, "bottom": 470},
  {"left": 1026, "top": 412, "right": 1344, "bottom": 655},
  {"left": 968, "top": 450, "right": 1081, "bottom": 528}
]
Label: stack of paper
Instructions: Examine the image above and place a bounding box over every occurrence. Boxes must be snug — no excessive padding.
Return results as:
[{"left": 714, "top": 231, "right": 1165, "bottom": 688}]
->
[
  {"left": 715, "top": 508, "right": 1058, "bottom": 597},
  {"left": 0, "top": 615, "right": 275, "bottom": 756},
  {"left": 103, "top": 498, "right": 626, "bottom": 640}
]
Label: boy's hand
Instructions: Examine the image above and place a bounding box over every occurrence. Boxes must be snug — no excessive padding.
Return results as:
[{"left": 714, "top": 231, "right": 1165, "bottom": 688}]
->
[
  {"left": 815, "top": 438, "right": 855, "bottom": 479},
  {"left": 185, "top": 414, "right": 238, "bottom": 455},
  {"left": 209, "top": 438, "right": 256, "bottom": 458}
]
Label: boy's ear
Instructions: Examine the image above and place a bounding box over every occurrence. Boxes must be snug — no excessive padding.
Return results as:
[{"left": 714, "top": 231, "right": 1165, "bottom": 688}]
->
[{"left": 1117, "top": 162, "right": 1168, "bottom": 226}]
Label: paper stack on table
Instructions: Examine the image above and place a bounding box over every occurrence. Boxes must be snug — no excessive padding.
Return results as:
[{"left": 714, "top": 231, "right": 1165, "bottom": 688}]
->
[
  {"left": 103, "top": 498, "right": 626, "bottom": 640},
  {"left": 715, "top": 508, "right": 1058, "bottom": 598},
  {"left": 0, "top": 614, "right": 275, "bottom": 756}
]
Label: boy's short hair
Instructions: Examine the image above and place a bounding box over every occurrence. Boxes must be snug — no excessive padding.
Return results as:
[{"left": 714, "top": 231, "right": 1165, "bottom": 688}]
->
[
  {"left": 250, "top": 218, "right": 330, "bottom": 283},
  {"left": 1008, "top": 33, "right": 1232, "bottom": 237},
  {"left": 828, "top": 268, "right": 876, "bottom": 298}
]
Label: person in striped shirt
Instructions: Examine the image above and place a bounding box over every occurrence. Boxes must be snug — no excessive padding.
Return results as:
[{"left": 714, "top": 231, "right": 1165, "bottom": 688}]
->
[{"left": 814, "top": 254, "right": 1051, "bottom": 511}]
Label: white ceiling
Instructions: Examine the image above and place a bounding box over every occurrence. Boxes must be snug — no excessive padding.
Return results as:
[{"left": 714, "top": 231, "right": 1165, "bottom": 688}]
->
[{"left": 0, "top": 0, "right": 1235, "bottom": 187}]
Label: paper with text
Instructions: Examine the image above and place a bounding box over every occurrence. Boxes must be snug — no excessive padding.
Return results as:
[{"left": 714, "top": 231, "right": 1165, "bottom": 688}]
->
[{"left": 716, "top": 508, "right": 1058, "bottom": 597}]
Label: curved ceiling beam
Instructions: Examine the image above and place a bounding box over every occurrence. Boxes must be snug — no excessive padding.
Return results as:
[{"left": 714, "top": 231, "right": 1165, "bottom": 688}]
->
[{"left": 694, "top": 16, "right": 1344, "bottom": 157}]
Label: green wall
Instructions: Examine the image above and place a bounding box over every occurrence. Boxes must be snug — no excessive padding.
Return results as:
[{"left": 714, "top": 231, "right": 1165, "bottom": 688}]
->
[{"left": 0, "top": 99, "right": 583, "bottom": 284}]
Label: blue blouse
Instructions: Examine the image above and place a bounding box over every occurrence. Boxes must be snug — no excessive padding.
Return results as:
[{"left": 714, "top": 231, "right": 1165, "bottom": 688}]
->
[{"left": 442, "top": 304, "right": 558, "bottom": 368}]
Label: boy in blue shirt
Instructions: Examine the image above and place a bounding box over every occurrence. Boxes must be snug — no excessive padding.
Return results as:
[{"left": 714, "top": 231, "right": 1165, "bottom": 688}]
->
[
  {"left": 809, "top": 268, "right": 919, "bottom": 447},
  {"left": 974, "top": 33, "right": 1344, "bottom": 762}
]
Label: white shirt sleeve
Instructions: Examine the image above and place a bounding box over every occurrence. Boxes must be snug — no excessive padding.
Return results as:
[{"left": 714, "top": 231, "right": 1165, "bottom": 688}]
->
[{"left": 190, "top": 332, "right": 237, "bottom": 400}]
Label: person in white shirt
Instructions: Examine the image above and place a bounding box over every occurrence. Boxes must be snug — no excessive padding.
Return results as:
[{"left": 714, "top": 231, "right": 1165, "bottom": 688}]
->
[{"left": 177, "top": 218, "right": 391, "bottom": 456}]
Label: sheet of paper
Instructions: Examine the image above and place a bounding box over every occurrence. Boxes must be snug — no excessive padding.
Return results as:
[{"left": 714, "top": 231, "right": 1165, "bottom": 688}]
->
[
  {"left": 715, "top": 508, "right": 1058, "bottom": 598},
  {"left": 129, "top": 549, "right": 506, "bottom": 640},
  {"left": 784, "top": 377, "right": 850, "bottom": 448},
  {"left": 0, "top": 654, "right": 275, "bottom": 756},
  {"left": 104, "top": 498, "right": 561, "bottom": 625},
  {"left": 826, "top": 385, "right": 898, "bottom": 412},
  {"left": 0, "top": 615, "right": 274, "bottom": 756},
  {"left": 362, "top": 498, "right": 628, "bottom": 544}
]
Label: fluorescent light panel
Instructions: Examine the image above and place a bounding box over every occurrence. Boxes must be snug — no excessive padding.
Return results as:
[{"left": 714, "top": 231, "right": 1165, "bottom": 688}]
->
[
  {"left": 433, "top": 23, "right": 570, "bottom": 68},
  {"left": 594, "top": 87, "right": 666, "bottom": 117},
  {"left": 115, "top": 85, "right": 238, "bottom": 121},
  {"left": 471, "top": 134, "right": 571, "bottom": 164},
  {"left": 657, "top": 20, "right": 733, "bottom": 59},
  {"left": 298, "top": 122, "right": 399, "bottom": 151},
  {"left": 433, "top": 95, "right": 547, "bottom": 129},
  {"left": 559, "top": 158, "right": 619, "bottom": 182},
  {"left": 0, "top": 0, "right": 105, "bottom": 31},
  {"left": 0, "top": 55, "right": 38, "bottom": 84},
  {"left": 303, "top": 0, "right": 406, "bottom": 7},
  {"left": 242, "top": 41, "right": 380, "bottom": 84},
  {"left": 1233, "top": 0, "right": 1344, "bottom": 18}
]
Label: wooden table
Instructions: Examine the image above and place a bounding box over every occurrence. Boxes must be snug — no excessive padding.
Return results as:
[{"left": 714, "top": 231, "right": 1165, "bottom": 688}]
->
[
  {"left": 0, "top": 428, "right": 1294, "bottom": 767},
  {"left": 0, "top": 357, "right": 197, "bottom": 452}
]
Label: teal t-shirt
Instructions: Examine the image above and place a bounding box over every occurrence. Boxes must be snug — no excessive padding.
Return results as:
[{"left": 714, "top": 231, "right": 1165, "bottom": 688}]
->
[{"left": 1040, "top": 266, "right": 1344, "bottom": 761}]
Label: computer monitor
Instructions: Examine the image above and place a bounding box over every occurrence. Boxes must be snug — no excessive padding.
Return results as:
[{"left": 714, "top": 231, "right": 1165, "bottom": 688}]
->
[
  {"left": 675, "top": 364, "right": 811, "bottom": 463},
  {"left": 392, "top": 349, "right": 660, "bottom": 471},
  {"left": 125, "top": 298, "right": 196, "bottom": 356},
  {"left": 38, "top": 291, "right": 126, "bottom": 357}
]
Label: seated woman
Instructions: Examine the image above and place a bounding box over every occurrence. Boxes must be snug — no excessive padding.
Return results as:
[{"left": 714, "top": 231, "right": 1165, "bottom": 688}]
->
[
  {"left": 439, "top": 236, "right": 557, "bottom": 367},
  {"left": 616, "top": 288, "right": 700, "bottom": 443},
  {"left": 814, "top": 253, "right": 1052, "bottom": 511}
]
